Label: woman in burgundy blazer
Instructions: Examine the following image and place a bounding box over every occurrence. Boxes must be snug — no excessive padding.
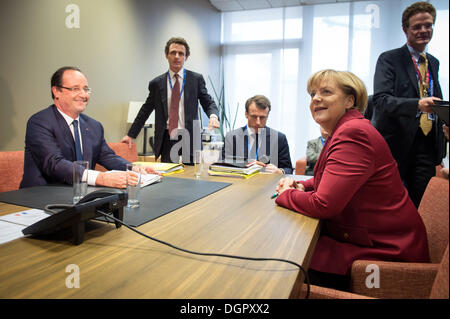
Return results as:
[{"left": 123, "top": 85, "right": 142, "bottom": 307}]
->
[{"left": 276, "top": 70, "right": 429, "bottom": 289}]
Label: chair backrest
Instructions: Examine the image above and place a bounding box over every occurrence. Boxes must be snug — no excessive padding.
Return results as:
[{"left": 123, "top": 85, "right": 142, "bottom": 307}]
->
[
  {"left": 95, "top": 142, "right": 138, "bottom": 172},
  {"left": 429, "top": 245, "right": 449, "bottom": 299},
  {"left": 295, "top": 157, "right": 306, "bottom": 175},
  {"left": 0, "top": 143, "right": 138, "bottom": 192},
  {"left": 0, "top": 151, "right": 25, "bottom": 192},
  {"left": 418, "top": 177, "right": 449, "bottom": 263}
]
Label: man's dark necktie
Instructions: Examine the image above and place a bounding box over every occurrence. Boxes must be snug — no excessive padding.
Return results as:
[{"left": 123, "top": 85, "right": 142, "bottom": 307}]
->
[
  {"left": 169, "top": 73, "right": 180, "bottom": 140},
  {"left": 254, "top": 133, "right": 259, "bottom": 160},
  {"left": 73, "top": 120, "right": 83, "bottom": 161}
]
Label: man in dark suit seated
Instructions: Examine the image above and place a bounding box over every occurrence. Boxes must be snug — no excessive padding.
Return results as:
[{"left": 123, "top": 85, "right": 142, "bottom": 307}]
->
[
  {"left": 121, "top": 37, "right": 220, "bottom": 164},
  {"left": 20, "top": 66, "right": 157, "bottom": 189},
  {"left": 372, "top": 2, "right": 445, "bottom": 207},
  {"left": 222, "top": 95, "right": 293, "bottom": 174}
]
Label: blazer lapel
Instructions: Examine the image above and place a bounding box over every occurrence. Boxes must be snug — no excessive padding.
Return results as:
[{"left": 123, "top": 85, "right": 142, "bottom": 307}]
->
[
  {"left": 427, "top": 54, "right": 442, "bottom": 98},
  {"left": 78, "top": 117, "right": 92, "bottom": 166},
  {"left": 402, "top": 45, "right": 420, "bottom": 97},
  {"left": 183, "top": 70, "right": 191, "bottom": 120},
  {"left": 239, "top": 127, "right": 249, "bottom": 160},
  {"left": 159, "top": 72, "right": 169, "bottom": 121},
  {"left": 244, "top": 132, "right": 249, "bottom": 160},
  {"left": 263, "top": 127, "right": 270, "bottom": 162},
  {"left": 52, "top": 105, "right": 77, "bottom": 160}
]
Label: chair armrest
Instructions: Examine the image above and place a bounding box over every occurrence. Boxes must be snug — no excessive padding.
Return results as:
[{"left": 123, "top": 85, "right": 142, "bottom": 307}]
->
[
  {"left": 351, "top": 260, "right": 439, "bottom": 299},
  {"left": 300, "top": 284, "right": 374, "bottom": 299}
]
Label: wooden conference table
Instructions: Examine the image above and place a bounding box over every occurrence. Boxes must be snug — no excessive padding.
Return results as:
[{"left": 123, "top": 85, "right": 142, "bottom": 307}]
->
[{"left": 0, "top": 167, "right": 320, "bottom": 299}]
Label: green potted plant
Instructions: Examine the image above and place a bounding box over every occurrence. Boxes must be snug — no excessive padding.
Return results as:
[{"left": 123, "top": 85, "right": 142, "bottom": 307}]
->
[{"left": 208, "top": 74, "right": 239, "bottom": 141}]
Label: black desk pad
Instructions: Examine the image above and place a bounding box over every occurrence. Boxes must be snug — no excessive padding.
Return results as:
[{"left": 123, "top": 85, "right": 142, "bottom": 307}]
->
[{"left": 0, "top": 177, "right": 231, "bottom": 227}]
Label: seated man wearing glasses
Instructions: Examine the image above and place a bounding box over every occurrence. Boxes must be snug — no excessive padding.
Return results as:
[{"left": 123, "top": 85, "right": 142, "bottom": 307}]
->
[
  {"left": 222, "top": 95, "right": 293, "bottom": 174},
  {"left": 20, "top": 66, "right": 157, "bottom": 189}
]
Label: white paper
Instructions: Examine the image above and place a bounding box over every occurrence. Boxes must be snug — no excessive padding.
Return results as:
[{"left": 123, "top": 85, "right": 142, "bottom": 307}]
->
[
  {"left": 0, "top": 209, "right": 50, "bottom": 245},
  {"left": 140, "top": 173, "right": 162, "bottom": 188},
  {"left": 0, "top": 221, "right": 26, "bottom": 244},
  {"left": 109, "top": 170, "right": 162, "bottom": 188},
  {"left": 0, "top": 209, "right": 50, "bottom": 226}
]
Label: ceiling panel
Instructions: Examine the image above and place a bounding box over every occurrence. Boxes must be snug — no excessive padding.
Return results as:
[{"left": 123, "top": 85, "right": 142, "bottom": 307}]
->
[
  {"left": 210, "top": 0, "right": 245, "bottom": 11},
  {"left": 239, "top": 0, "right": 272, "bottom": 10},
  {"left": 209, "top": 0, "right": 368, "bottom": 12},
  {"left": 268, "top": 0, "right": 302, "bottom": 7}
]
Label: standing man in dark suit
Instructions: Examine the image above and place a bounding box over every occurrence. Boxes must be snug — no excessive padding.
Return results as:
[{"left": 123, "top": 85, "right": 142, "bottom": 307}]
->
[
  {"left": 222, "top": 95, "right": 293, "bottom": 174},
  {"left": 121, "top": 37, "right": 220, "bottom": 163},
  {"left": 20, "top": 66, "right": 157, "bottom": 189},
  {"left": 372, "top": 2, "right": 445, "bottom": 207}
]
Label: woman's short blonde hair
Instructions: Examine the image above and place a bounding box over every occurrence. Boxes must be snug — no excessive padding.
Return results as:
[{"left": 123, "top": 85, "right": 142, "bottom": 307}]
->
[{"left": 307, "top": 69, "right": 368, "bottom": 113}]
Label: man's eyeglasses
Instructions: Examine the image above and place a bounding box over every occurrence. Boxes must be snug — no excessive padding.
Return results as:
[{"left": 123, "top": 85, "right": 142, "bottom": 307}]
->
[
  {"left": 59, "top": 86, "right": 92, "bottom": 95},
  {"left": 409, "top": 23, "right": 433, "bottom": 31}
]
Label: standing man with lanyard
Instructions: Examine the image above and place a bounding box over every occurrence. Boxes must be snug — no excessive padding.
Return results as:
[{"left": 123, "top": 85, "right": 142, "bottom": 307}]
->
[
  {"left": 122, "top": 37, "right": 220, "bottom": 163},
  {"left": 372, "top": 2, "right": 445, "bottom": 207}
]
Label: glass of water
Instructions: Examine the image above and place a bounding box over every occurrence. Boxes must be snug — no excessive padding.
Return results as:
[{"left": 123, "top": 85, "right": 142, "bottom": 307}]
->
[{"left": 126, "top": 163, "right": 141, "bottom": 208}]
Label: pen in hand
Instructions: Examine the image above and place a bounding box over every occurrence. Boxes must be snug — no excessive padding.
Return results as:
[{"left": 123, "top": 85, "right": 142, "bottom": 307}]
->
[{"left": 271, "top": 193, "right": 279, "bottom": 199}]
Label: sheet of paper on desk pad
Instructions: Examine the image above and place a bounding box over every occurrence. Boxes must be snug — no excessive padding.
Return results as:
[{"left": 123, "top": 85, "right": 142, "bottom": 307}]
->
[{"left": 0, "top": 209, "right": 49, "bottom": 244}]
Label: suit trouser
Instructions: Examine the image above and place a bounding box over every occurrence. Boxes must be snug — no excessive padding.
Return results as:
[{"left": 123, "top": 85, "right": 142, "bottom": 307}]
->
[{"left": 402, "top": 126, "right": 437, "bottom": 208}]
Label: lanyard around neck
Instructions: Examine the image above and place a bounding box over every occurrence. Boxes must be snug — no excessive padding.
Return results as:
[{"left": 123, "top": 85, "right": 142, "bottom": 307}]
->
[
  {"left": 410, "top": 53, "right": 431, "bottom": 97},
  {"left": 168, "top": 69, "right": 186, "bottom": 99},
  {"left": 244, "top": 125, "right": 261, "bottom": 160}
]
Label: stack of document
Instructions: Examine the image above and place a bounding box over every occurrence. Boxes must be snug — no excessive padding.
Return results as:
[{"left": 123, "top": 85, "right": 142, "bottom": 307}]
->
[
  {"left": 208, "top": 161, "right": 262, "bottom": 179},
  {"left": 133, "top": 162, "right": 184, "bottom": 176}
]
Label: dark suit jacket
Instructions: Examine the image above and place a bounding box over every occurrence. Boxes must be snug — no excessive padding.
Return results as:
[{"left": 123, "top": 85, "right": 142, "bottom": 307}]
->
[
  {"left": 276, "top": 110, "right": 429, "bottom": 275},
  {"left": 128, "top": 69, "right": 218, "bottom": 161},
  {"left": 372, "top": 44, "right": 445, "bottom": 175},
  {"left": 222, "top": 126, "right": 293, "bottom": 174},
  {"left": 20, "top": 105, "right": 129, "bottom": 188}
]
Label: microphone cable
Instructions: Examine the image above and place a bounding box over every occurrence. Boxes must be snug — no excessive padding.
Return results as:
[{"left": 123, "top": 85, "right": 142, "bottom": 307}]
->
[{"left": 97, "top": 210, "right": 310, "bottom": 299}]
